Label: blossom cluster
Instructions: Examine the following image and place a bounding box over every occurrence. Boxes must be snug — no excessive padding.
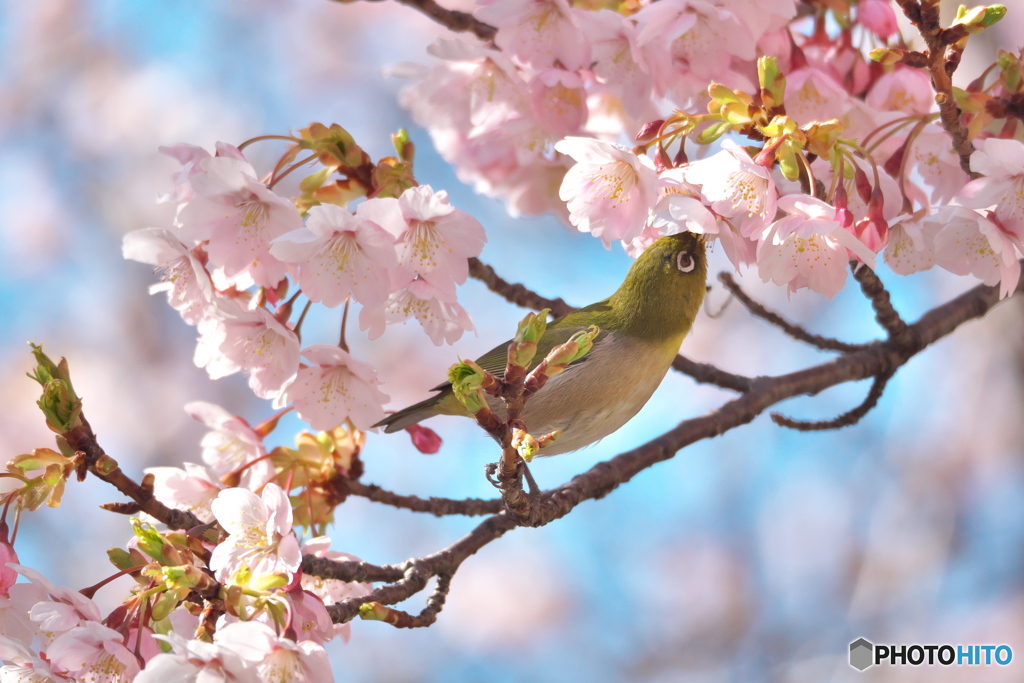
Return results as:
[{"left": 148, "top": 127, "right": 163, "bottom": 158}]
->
[
  {"left": 399, "top": 0, "right": 1023, "bottom": 298},
  {"left": 124, "top": 134, "right": 485, "bottom": 431}
]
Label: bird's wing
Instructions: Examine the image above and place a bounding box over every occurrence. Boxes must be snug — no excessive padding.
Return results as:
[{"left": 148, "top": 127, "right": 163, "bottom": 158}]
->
[{"left": 429, "top": 321, "right": 608, "bottom": 391}]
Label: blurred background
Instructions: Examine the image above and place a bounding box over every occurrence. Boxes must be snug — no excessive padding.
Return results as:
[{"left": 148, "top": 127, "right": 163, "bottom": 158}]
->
[{"left": 1, "top": 1, "right": 1023, "bottom": 681}]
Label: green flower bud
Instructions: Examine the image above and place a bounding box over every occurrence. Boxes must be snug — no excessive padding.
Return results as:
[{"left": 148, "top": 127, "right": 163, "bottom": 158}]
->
[
  {"left": 695, "top": 120, "right": 732, "bottom": 145},
  {"left": 757, "top": 56, "right": 786, "bottom": 110}
]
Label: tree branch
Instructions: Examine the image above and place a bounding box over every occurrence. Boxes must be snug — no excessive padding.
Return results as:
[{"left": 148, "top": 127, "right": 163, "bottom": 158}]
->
[
  {"left": 63, "top": 415, "right": 203, "bottom": 531},
  {"left": 388, "top": 0, "right": 496, "bottom": 45},
  {"left": 310, "top": 269, "right": 1023, "bottom": 624},
  {"left": 717, "top": 272, "right": 868, "bottom": 352},
  {"left": 346, "top": 480, "right": 503, "bottom": 516}
]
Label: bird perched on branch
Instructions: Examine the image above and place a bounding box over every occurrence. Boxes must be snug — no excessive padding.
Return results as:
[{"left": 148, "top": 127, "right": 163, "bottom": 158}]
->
[{"left": 373, "top": 232, "right": 708, "bottom": 455}]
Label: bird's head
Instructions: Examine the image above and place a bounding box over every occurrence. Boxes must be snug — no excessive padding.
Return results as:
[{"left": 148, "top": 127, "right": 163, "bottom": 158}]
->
[{"left": 609, "top": 232, "right": 708, "bottom": 341}]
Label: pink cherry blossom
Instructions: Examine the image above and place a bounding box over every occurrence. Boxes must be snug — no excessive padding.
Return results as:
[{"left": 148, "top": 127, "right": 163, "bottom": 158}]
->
[
  {"left": 684, "top": 140, "right": 778, "bottom": 239},
  {"left": 475, "top": 0, "right": 591, "bottom": 72},
  {"left": 46, "top": 621, "right": 140, "bottom": 683},
  {"left": 122, "top": 228, "right": 213, "bottom": 325},
  {"left": 8, "top": 565, "right": 102, "bottom": 647},
  {"left": 635, "top": 0, "right": 755, "bottom": 96},
  {"left": 885, "top": 210, "right": 939, "bottom": 276},
  {"left": 285, "top": 588, "right": 335, "bottom": 645},
  {"left": 907, "top": 126, "right": 970, "bottom": 203},
  {"left": 360, "top": 278, "right": 475, "bottom": 346},
  {"left": 858, "top": 0, "right": 899, "bottom": 39},
  {"left": 177, "top": 155, "right": 302, "bottom": 287},
  {"left": 270, "top": 204, "right": 398, "bottom": 308},
  {"left": 145, "top": 463, "right": 224, "bottom": 523},
  {"left": 278, "top": 345, "right": 389, "bottom": 432},
  {"left": 757, "top": 194, "right": 877, "bottom": 298},
  {"left": 0, "top": 636, "right": 60, "bottom": 682},
  {"left": 213, "top": 304, "right": 301, "bottom": 399},
  {"left": 138, "top": 631, "right": 260, "bottom": 683},
  {"left": 578, "top": 10, "right": 653, "bottom": 118},
  {"left": 720, "top": 0, "right": 797, "bottom": 40},
  {"left": 866, "top": 67, "right": 934, "bottom": 117},
  {"left": 528, "top": 69, "right": 586, "bottom": 137},
  {"left": 555, "top": 137, "right": 659, "bottom": 247},
  {"left": 184, "top": 401, "right": 273, "bottom": 492},
  {"left": 209, "top": 483, "right": 302, "bottom": 582},
  {"left": 357, "top": 186, "right": 486, "bottom": 302},
  {"left": 157, "top": 143, "right": 211, "bottom": 210},
  {"left": 957, "top": 137, "right": 1024, "bottom": 242},
  {"left": 213, "top": 621, "right": 333, "bottom": 683},
  {"left": 932, "top": 206, "right": 1022, "bottom": 298}
]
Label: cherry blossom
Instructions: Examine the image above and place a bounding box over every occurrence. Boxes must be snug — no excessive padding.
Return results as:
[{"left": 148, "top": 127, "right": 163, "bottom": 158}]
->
[
  {"left": 208, "top": 304, "right": 301, "bottom": 399},
  {"left": 528, "top": 69, "right": 587, "bottom": 137},
  {"left": 360, "top": 278, "right": 475, "bottom": 346},
  {"left": 8, "top": 565, "right": 102, "bottom": 647},
  {"left": 46, "top": 621, "right": 140, "bottom": 682},
  {"left": 555, "top": 137, "right": 659, "bottom": 247},
  {"left": 866, "top": 68, "right": 934, "bottom": 117},
  {"left": 757, "top": 194, "right": 877, "bottom": 298},
  {"left": 184, "top": 402, "right": 273, "bottom": 491},
  {"left": 209, "top": 483, "right": 302, "bottom": 582},
  {"left": 932, "top": 206, "right": 1022, "bottom": 298},
  {"left": 858, "top": 0, "right": 899, "bottom": 38},
  {"left": 578, "top": 10, "right": 653, "bottom": 118},
  {"left": 357, "top": 186, "right": 486, "bottom": 302},
  {"left": 957, "top": 137, "right": 1024, "bottom": 242},
  {"left": 145, "top": 462, "right": 224, "bottom": 523},
  {"left": 475, "top": 0, "right": 591, "bottom": 72},
  {"left": 684, "top": 140, "right": 778, "bottom": 239},
  {"left": 137, "top": 630, "right": 260, "bottom": 683},
  {"left": 122, "top": 228, "right": 213, "bottom": 325},
  {"left": 176, "top": 155, "right": 302, "bottom": 288},
  {"left": 885, "top": 210, "right": 939, "bottom": 276},
  {"left": 635, "top": 0, "right": 755, "bottom": 98},
  {"left": 907, "top": 127, "right": 970, "bottom": 204},
  {"left": 278, "top": 345, "right": 389, "bottom": 431},
  {"left": 0, "top": 636, "right": 60, "bottom": 683},
  {"left": 270, "top": 203, "right": 397, "bottom": 308}
]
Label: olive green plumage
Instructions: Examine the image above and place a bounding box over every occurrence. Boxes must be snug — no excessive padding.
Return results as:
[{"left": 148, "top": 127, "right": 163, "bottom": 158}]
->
[{"left": 374, "top": 232, "right": 708, "bottom": 455}]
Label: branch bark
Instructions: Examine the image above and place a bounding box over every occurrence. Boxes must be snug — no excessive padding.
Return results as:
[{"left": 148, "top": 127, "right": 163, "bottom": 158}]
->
[{"left": 310, "top": 269, "right": 1024, "bottom": 625}]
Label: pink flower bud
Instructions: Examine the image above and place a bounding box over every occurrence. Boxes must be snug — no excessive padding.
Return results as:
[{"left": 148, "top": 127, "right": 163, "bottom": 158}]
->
[
  {"left": 859, "top": 0, "right": 899, "bottom": 39},
  {"left": 0, "top": 521, "right": 18, "bottom": 593},
  {"left": 406, "top": 424, "right": 442, "bottom": 455}
]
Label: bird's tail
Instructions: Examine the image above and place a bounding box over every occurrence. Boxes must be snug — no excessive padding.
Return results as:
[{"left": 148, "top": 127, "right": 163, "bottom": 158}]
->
[{"left": 372, "top": 395, "right": 441, "bottom": 433}]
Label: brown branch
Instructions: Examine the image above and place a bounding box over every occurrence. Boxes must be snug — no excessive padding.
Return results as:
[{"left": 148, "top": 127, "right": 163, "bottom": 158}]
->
[
  {"left": 63, "top": 415, "right": 203, "bottom": 530},
  {"left": 770, "top": 371, "right": 893, "bottom": 431},
  {"left": 895, "top": 0, "right": 975, "bottom": 175},
  {"left": 717, "top": 272, "right": 867, "bottom": 353},
  {"left": 388, "top": 0, "right": 496, "bottom": 46},
  {"left": 851, "top": 265, "right": 914, "bottom": 346},
  {"left": 310, "top": 267, "right": 1023, "bottom": 623},
  {"left": 468, "top": 257, "right": 572, "bottom": 317},
  {"left": 671, "top": 355, "right": 753, "bottom": 392},
  {"left": 346, "top": 480, "right": 502, "bottom": 516}
]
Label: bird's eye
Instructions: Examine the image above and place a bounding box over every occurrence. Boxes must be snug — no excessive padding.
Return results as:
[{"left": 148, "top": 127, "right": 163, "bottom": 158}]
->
[{"left": 676, "top": 251, "right": 695, "bottom": 273}]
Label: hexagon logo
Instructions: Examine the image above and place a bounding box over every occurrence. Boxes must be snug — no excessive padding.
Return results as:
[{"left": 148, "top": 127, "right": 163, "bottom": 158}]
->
[{"left": 849, "top": 638, "right": 874, "bottom": 671}]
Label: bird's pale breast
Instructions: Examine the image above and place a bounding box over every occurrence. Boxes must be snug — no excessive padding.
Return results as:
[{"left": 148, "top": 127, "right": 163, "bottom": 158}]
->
[{"left": 484, "top": 330, "right": 680, "bottom": 455}]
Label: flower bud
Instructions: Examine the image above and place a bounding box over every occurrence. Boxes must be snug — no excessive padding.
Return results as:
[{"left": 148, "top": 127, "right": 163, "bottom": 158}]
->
[{"left": 406, "top": 424, "right": 442, "bottom": 454}]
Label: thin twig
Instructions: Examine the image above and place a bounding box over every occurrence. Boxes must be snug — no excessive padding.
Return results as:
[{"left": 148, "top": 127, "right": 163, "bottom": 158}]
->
[
  {"left": 467, "top": 257, "right": 573, "bottom": 317},
  {"left": 346, "top": 480, "right": 502, "bottom": 517},
  {"left": 390, "top": 0, "right": 496, "bottom": 42},
  {"left": 770, "top": 371, "right": 894, "bottom": 431},
  {"left": 717, "top": 273, "right": 868, "bottom": 353}
]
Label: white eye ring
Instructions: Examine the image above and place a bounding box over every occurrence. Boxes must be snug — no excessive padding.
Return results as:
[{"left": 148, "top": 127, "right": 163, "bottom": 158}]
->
[{"left": 676, "top": 251, "right": 695, "bottom": 273}]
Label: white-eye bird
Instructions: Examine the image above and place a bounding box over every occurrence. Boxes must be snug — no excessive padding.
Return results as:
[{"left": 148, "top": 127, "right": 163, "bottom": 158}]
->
[{"left": 373, "top": 232, "right": 708, "bottom": 455}]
